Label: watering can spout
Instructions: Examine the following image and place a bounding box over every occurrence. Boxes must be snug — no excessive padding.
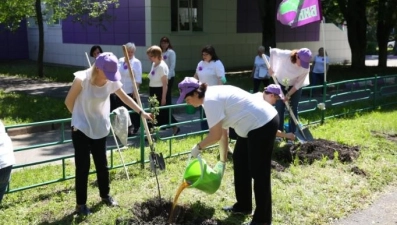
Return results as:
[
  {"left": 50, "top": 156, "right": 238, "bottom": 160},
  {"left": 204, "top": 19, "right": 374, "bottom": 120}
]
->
[{"left": 183, "top": 157, "right": 225, "bottom": 194}]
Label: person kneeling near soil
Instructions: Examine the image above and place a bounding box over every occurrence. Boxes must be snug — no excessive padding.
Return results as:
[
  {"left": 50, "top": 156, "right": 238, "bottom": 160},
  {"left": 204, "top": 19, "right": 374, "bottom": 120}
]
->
[{"left": 177, "top": 77, "right": 278, "bottom": 225}]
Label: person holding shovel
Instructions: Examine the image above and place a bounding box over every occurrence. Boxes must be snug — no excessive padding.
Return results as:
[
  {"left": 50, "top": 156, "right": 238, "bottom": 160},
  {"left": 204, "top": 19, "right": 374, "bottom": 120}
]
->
[
  {"left": 268, "top": 48, "right": 311, "bottom": 143},
  {"left": 261, "top": 84, "right": 295, "bottom": 141},
  {"left": 177, "top": 77, "right": 279, "bottom": 225},
  {"left": 65, "top": 52, "right": 152, "bottom": 216}
]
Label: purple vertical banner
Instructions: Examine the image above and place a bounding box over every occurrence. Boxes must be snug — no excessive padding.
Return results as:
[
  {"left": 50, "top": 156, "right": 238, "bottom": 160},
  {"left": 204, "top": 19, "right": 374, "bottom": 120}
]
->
[{"left": 277, "top": 0, "right": 321, "bottom": 28}]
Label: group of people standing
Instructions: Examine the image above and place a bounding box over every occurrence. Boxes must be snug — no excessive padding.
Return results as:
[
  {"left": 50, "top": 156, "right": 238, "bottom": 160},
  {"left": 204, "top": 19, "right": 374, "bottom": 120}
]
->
[
  {"left": 66, "top": 37, "right": 229, "bottom": 216},
  {"left": 179, "top": 46, "right": 327, "bottom": 225},
  {"left": 68, "top": 40, "right": 326, "bottom": 224}
]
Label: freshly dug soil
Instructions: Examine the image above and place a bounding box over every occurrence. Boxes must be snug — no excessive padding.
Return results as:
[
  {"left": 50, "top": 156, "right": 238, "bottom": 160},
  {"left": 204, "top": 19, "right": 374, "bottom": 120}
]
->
[
  {"left": 116, "top": 198, "right": 222, "bottom": 225},
  {"left": 274, "top": 138, "right": 360, "bottom": 166}
]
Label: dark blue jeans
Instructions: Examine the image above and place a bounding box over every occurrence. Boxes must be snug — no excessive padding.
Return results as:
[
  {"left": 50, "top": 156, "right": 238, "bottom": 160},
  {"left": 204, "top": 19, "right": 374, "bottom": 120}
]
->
[
  {"left": 232, "top": 115, "right": 279, "bottom": 224},
  {"left": 72, "top": 129, "right": 110, "bottom": 205},
  {"left": 275, "top": 86, "right": 302, "bottom": 133},
  {"left": 0, "top": 165, "right": 12, "bottom": 203}
]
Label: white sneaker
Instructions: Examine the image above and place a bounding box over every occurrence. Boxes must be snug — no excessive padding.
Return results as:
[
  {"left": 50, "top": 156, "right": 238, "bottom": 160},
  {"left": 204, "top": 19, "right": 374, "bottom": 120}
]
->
[
  {"left": 286, "top": 140, "right": 294, "bottom": 145},
  {"left": 275, "top": 137, "right": 283, "bottom": 143}
]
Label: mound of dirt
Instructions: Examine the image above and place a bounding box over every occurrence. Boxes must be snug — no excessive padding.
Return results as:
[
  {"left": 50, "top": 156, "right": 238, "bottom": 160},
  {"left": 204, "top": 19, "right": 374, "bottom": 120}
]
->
[
  {"left": 275, "top": 139, "right": 360, "bottom": 164},
  {"left": 116, "top": 198, "right": 222, "bottom": 225}
]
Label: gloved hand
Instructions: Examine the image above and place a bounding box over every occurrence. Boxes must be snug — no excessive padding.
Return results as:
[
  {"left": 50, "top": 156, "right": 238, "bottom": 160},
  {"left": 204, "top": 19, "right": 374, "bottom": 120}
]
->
[{"left": 191, "top": 144, "right": 201, "bottom": 157}]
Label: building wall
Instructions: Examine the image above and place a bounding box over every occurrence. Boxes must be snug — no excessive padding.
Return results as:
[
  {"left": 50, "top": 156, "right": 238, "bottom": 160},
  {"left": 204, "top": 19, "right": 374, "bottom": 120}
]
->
[
  {"left": 276, "top": 23, "right": 352, "bottom": 64},
  {"left": 147, "top": 0, "right": 262, "bottom": 71},
  {"left": 0, "top": 22, "right": 29, "bottom": 60},
  {"left": 26, "top": 0, "right": 351, "bottom": 73}
]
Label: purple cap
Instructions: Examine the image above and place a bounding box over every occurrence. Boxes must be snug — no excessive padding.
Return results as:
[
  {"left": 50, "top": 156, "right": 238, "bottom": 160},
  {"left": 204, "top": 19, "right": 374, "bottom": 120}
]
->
[
  {"left": 297, "top": 48, "right": 312, "bottom": 69},
  {"left": 95, "top": 52, "right": 121, "bottom": 81},
  {"left": 265, "top": 84, "right": 284, "bottom": 100},
  {"left": 177, "top": 77, "right": 201, "bottom": 104}
]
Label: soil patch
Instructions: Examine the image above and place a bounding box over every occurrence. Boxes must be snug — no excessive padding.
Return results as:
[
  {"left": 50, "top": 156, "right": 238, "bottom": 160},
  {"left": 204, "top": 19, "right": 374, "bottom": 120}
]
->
[
  {"left": 274, "top": 139, "right": 360, "bottom": 165},
  {"left": 371, "top": 131, "right": 397, "bottom": 143},
  {"left": 116, "top": 198, "right": 222, "bottom": 225}
]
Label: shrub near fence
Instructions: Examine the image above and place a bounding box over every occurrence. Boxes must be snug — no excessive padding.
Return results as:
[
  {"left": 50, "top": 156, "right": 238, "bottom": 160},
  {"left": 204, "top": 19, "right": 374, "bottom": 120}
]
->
[{"left": 4, "top": 74, "right": 397, "bottom": 194}]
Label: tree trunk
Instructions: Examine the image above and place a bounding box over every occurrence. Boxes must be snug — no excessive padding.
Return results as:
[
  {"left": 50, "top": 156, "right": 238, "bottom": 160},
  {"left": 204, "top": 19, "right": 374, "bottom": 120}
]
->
[
  {"left": 258, "top": 0, "right": 277, "bottom": 54},
  {"left": 35, "top": 0, "right": 44, "bottom": 78},
  {"left": 376, "top": 0, "right": 397, "bottom": 67},
  {"left": 337, "top": 0, "right": 367, "bottom": 69},
  {"left": 345, "top": 0, "right": 367, "bottom": 68}
]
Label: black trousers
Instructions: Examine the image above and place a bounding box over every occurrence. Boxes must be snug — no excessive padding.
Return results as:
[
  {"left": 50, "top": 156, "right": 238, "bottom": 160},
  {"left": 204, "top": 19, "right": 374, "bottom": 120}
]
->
[
  {"left": 111, "top": 93, "right": 140, "bottom": 131},
  {"left": 232, "top": 115, "right": 279, "bottom": 224},
  {"left": 166, "top": 77, "right": 174, "bottom": 105},
  {"left": 253, "top": 78, "right": 270, "bottom": 93},
  {"left": 72, "top": 129, "right": 110, "bottom": 205},
  {"left": 149, "top": 86, "right": 178, "bottom": 127}
]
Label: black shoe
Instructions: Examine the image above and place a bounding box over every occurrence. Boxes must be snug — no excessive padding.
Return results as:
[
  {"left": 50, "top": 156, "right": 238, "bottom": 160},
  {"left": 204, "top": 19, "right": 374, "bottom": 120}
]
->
[
  {"left": 101, "top": 196, "right": 118, "bottom": 207},
  {"left": 173, "top": 127, "right": 181, "bottom": 135},
  {"left": 75, "top": 204, "right": 92, "bottom": 216},
  {"left": 222, "top": 205, "right": 252, "bottom": 215}
]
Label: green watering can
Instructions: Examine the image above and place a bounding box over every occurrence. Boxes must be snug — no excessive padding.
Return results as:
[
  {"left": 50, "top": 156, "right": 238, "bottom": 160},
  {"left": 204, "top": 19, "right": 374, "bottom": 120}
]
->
[{"left": 183, "top": 155, "right": 225, "bottom": 194}]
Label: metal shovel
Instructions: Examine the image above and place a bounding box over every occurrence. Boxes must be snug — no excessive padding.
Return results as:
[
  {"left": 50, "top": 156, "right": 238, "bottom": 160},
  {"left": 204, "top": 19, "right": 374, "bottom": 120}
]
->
[{"left": 261, "top": 53, "right": 314, "bottom": 143}]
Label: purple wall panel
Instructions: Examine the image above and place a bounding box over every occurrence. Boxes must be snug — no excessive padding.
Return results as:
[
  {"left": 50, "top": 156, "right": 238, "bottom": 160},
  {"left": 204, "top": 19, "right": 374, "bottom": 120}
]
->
[
  {"left": 0, "top": 21, "right": 29, "bottom": 60},
  {"left": 63, "top": 0, "right": 145, "bottom": 46},
  {"left": 236, "top": 0, "right": 320, "bottom": 42},
  {"left": 129, "top": 21, "right": 145, "bottom": 34}
]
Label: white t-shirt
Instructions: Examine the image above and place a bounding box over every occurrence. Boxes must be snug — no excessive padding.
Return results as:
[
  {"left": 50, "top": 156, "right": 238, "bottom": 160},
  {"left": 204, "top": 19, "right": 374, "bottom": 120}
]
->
[
  {"left": 71, "top": 69, "right": 122, "bottom": 139},
  {"left": 0, "top": 120, "right": 15, "bottom": 169},
  {"left": 149, "top": 60, "right": 169, "bottom": 87},
  {"left": 196, "top": 60, "right": 225, "bottom": 86},
  {"left": 253, "top": 55, "right": 270, "bottom": 79},
  {"left": 203, "top": 85, "right": 278, "bottom": 138},
  {"left": 312, "top": 55, "right": 329, "bottom": 73},
  {"left": 162, "top": 49, "right": 176, "bottom": 79},
  {"left": 118, "top": 56, "right": 142, "bottom": 94},
  {"left": 269, "top": 48, "right": 310, "bottom": 89}
]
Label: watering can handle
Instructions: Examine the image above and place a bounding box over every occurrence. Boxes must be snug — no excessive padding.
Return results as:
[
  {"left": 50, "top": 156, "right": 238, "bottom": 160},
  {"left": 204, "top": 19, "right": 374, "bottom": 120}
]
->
[{"left": 197, "top": 155, "right": 204, "bottom": 180}]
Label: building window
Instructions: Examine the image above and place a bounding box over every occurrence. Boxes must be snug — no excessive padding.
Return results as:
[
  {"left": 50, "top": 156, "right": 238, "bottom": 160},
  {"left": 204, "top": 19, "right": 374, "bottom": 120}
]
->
[{"left": 171, "top": 0, "right": 203, "bottom": 32}]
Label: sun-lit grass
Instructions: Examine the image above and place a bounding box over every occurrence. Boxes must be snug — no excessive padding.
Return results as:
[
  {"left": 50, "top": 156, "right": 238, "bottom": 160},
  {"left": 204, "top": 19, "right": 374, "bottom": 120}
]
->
[
  {"left": 1, "top": 60, "right": 397, "bottom": 224},
  {"left": 1, "top": 109, "right": 397, "bottom": 225}
]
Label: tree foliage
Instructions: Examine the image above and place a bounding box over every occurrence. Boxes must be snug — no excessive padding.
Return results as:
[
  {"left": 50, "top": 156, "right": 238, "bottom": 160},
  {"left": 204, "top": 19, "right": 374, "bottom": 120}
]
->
[{"left": 0, "top": 0, "right": 119, "bottom": 77}]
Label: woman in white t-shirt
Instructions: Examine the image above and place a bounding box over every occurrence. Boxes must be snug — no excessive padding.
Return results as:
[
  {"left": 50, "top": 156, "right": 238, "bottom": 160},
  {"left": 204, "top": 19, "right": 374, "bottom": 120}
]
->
[
  {"left": 65, "top": 52, "right": 152, "bottom": 216},
  {"left": 269, "top": 48, "right": 312, "bottom": 136},
  {"left": 147, "top": 46, "right": 180, "bottom": 135},
  {"left": 115, "top": 42, "right": 143, "bottom": 135},
  {"left": 311, "top": 47, "right": 329, "bottom": 94},
  {"left": 177, "top": 77, "right": 279, "bottom": 225},
  {"left": 193, "top": 45, "right": 226, "bottom": 130},
  {"left": 160, "top": 37, "right": 177, "bottom": 107}
]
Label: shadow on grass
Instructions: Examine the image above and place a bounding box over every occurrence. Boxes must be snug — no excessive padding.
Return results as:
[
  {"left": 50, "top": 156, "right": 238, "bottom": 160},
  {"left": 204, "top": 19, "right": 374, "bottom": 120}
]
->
[{"left": 36, "top": 202, "right": 103, "bottom": 225}]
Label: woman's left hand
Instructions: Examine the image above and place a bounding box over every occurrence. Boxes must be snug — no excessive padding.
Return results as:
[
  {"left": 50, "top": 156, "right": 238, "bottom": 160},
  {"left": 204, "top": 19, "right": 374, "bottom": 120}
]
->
[{"left": 161, "top": 98, "right": 166, "bottom": 106}]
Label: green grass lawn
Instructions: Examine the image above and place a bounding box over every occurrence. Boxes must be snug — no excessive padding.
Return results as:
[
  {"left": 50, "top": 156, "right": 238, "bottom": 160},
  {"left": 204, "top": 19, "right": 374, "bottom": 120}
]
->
[{"left": 1, "top": 109, "right": 397, "bottom": 224}]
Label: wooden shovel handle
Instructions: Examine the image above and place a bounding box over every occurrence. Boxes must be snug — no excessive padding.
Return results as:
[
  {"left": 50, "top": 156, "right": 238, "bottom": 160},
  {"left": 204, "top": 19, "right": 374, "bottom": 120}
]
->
[
  {"left": 122, "top": 45, "right": 155, "bottom": 147},
  {"left": 261, "top": 54, "right": 306, "bottom": 135}
]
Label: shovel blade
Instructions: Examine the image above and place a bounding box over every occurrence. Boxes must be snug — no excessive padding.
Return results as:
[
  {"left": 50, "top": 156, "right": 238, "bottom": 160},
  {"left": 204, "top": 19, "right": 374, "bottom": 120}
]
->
[
  {"left": 295, "top": 127, "right": 314, "bottom": 143},
  {"left": 149, "top": 152, "right": 166, "bottom": 171}
]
